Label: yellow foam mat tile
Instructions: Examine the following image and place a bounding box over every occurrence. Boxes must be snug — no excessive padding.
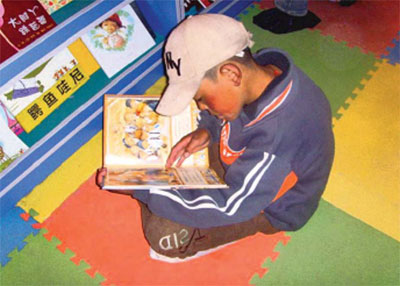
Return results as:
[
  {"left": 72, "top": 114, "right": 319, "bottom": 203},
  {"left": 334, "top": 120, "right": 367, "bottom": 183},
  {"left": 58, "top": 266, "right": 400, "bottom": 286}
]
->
[
  {"left": 18, "top": 132, "right": 102, "bottom": 223},
  {"left": 68, "top": 38, "right": 100, "bottom": 76},
  {"left": 323, "top": 61, "right": 400, "bottom": 241}
]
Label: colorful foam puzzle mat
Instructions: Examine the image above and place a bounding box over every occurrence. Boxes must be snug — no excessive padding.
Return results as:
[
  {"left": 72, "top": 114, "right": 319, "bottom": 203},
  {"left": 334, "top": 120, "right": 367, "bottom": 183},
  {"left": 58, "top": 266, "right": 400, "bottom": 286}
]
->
[{"left": 1, "top": 0, "right": 399, "bottom": 285}]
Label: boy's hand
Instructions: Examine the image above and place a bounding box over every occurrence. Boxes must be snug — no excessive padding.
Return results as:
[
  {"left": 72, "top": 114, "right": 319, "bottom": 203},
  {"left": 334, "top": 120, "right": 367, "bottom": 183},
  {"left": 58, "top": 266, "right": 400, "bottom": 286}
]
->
[
  {"left": 166, "top": 128, "right": 211, "bottom": 168},
  {"left": 96, "top": 167, "right": 134, "bottom": 196},
  {"left": 96, "top": 167, "right": 107, "bottom": 188}
]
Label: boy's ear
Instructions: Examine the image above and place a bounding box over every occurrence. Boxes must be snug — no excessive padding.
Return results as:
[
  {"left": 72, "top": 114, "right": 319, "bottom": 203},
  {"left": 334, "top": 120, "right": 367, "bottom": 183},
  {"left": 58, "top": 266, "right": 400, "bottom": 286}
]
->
[{"left": 219, "top": 63, "right": 242, "bottom": 86}]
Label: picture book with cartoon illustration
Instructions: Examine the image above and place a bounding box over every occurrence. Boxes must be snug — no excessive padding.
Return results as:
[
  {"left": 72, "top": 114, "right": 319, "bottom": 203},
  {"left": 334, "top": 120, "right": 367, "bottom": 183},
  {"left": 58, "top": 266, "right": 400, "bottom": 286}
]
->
[
  {"left": 81, "top": 2, "right": 156, "bottom": 78},
  {"left": 0, "top": 115, "right": 28, "bottom": 173},
  {"left": 0, "top": 48, "right": 88, "bottom": 133},
  {"left": 102, "top": 94, "right": 227, "bottom": 190}
]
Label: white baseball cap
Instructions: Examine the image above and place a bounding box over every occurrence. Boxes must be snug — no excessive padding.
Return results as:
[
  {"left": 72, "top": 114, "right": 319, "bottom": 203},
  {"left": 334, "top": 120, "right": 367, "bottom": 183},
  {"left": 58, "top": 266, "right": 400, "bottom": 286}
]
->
[{"left": 156, "top": 13, "right": 254, "bottom": 116}]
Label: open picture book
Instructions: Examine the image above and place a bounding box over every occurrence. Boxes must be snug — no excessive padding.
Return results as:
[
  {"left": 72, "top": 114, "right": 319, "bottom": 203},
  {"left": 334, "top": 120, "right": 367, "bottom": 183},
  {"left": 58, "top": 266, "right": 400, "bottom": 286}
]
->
[{"left": 102, "top": 94, "right": 227, "bottom": 190}]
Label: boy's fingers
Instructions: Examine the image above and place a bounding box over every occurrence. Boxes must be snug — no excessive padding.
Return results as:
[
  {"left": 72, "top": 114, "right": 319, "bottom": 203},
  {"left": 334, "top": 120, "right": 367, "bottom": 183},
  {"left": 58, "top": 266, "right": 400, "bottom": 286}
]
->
[
  {"left": 166, "top": 135, "right": 192, "bottom": 167},
  {"left": 166, "top": 147, "right": 186, "bottom": 167},
  {"left": 172, "top": 137, "right": 198, "bottom": 167},
  {"left": 97, "top": 167, "right": 107, "bottom": 176},
  {"left": 174, "top": 139, "right": 207, "bottom": 167},
  {"left": 96, "top": 168, "right": 107, "bottom": 187},
  {"left": 176, "top": 151, "right": 190, "bottom": 167},
  {"left": 166, "top": 129, "right": 210, "bottom": 167},
  {"left": 167, "top": 139, "right": 189, "bottom": 167}
]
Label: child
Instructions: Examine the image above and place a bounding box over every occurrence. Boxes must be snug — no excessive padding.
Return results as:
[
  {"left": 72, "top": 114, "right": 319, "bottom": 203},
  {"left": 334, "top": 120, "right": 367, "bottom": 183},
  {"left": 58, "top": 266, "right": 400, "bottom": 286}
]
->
[
  {"left": 98, "top": 13, "right": 334, "bottom": 262},
  {"left": 97, "top": 13, "right": 126, "bottom": 49}
]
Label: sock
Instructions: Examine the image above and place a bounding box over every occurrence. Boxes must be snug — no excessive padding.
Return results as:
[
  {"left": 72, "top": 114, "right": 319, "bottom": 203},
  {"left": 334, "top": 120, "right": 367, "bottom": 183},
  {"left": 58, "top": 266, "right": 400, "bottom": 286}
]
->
[{"left": 253, "top": 8, "right": 321, "bottom": 34}]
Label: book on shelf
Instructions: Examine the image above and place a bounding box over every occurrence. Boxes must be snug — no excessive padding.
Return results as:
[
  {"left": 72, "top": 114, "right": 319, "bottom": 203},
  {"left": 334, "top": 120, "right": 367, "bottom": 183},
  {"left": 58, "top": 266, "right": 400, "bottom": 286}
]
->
[
  {"left": 0, "top": 0, "right": 57, "bottom": 63},
  {"left": 0, "top": 48, "right": 88, "bottom": 133},
  {"left": 0, "top": 115, "right": 28, "bottom": 173},
  {"left": 102, "top": 94, "right": 227, "bottom": 191},
  {"left": 81, "top": 2, "right": 156, "bottom": 78}
]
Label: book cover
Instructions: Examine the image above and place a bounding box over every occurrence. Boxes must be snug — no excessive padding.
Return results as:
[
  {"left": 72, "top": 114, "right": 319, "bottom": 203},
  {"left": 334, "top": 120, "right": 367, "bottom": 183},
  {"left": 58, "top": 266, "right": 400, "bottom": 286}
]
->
[
  {"left": 0, "top": 116, "right": 28, "bottom": 173},
  {"left": 0, "top": 48, "right": 89, "bottom": 132},
  {"left": 184, "top": 0, "right": 214, "bottom": 15},
  {"left": 0, "top": 100, "right": 24, "bottom": 136},
  {"left": 0, "top": 33, "right": 18, "bottom": 63},
  {"left": 38, "top": 0, "right": 73, "bottom": 15},
  {"left": 0, "top": 0, "right": 56, "bottom": 59},
  {"left": 81, "top": 2, "right": 156, "bottom": 78},
  {"left": 103, "top": 94, "right": 227, "bottom": 190}
]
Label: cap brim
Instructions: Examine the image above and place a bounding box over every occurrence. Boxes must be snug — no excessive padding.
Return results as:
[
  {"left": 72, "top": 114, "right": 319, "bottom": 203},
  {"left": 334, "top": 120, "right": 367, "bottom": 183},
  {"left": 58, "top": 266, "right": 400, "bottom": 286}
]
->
[{"left": 156, "top": 77, "right": 202, "bottom": 116}]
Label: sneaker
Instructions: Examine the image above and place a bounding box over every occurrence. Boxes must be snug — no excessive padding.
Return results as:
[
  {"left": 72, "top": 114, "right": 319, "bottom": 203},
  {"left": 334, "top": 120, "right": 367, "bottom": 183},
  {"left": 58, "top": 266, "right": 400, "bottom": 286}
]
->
[
  {"left": 339, "top": 0, "right": 356, "bottom": 7},
  {"left": 149, "top": 241, "right": 235, "bottom": 263},
  {"left": 253, "top": 8, "right": 321, "bottom": 34}
]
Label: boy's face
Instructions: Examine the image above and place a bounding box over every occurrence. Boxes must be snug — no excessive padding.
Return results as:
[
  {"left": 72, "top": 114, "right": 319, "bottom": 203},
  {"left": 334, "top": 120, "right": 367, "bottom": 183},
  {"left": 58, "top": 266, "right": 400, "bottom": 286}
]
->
[{"left": 194, "top": 77, "right": 244, "bottom": 121}]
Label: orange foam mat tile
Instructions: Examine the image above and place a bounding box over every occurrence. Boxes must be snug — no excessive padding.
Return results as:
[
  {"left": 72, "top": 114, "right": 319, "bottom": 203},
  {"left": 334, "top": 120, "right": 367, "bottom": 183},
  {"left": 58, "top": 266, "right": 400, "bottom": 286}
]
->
[{"left": 43, "top": 173, "right": 290, "bottom": 285}]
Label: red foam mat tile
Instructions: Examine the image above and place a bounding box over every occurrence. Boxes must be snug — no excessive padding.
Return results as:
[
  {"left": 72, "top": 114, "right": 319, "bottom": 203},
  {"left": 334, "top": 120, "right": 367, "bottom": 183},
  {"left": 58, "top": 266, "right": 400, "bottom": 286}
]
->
[{"left": 43, "top": 174, "right": 289, "bottom": 285}]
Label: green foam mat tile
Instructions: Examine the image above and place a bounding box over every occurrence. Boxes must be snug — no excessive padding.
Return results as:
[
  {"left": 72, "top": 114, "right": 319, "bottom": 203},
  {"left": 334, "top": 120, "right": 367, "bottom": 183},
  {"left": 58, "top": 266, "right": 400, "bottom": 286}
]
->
[
  {"left": 249, "top": 200, "right": 400, "bottom": 285},
  {"left": 238, "top": 4, "right": 379, "bottom": 119},
  {"left": 0, "top": 229, "right": 104, "bottom": 286}
]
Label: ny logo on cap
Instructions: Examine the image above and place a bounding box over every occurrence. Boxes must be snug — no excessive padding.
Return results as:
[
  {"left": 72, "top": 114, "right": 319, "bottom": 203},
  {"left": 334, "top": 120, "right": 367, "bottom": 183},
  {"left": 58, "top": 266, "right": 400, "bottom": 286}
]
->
[{"left": 165, "top": 52, "right": 181, "bottom": 76}]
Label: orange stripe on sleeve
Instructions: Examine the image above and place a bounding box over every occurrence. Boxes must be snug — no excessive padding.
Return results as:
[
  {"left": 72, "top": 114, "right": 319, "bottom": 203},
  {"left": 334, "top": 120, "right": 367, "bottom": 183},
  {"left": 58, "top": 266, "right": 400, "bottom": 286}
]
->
[{"left": 272, "top": 171, "right": 298, "bottom": 203}]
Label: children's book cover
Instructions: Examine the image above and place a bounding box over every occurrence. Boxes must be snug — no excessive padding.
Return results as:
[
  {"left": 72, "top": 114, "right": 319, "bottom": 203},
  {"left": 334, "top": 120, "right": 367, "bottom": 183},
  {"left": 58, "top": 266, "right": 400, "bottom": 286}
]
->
[
  {"left": 103, "top": 94, "right": 227, "bottom": 190},
  {"left": 81, "top": 2, "right": 156, "bottom": 78},
  {"left": 1, "top": 48, "right": 76, "bottom": 115},
  {"left": 0, "top": 100, "right": 24, "bottom": 136},
  {"left": 38, "top": 0, "right": 73, "bottom": 15},
  {"left": 184, "top": 0, "right": 214, "bottom": 16},
  {"left": 0, "top": 0, "right": 56, "bottom": 62},
  {"left": 0, "top": 48, "right": 89, "bottom": 132},
  {"left": 0, "top": 33, "right": 18, "bottom": 63},
  {"left": 0, "top": 116, "right": 28, "bottom": 173}
]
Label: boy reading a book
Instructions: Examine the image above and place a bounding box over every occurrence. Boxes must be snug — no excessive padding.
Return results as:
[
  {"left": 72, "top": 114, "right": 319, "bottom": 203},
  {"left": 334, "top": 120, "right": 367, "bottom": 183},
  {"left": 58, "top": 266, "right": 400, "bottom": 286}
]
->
[{"left": 98, "top": 13, "right": 334, "bottom": 262}]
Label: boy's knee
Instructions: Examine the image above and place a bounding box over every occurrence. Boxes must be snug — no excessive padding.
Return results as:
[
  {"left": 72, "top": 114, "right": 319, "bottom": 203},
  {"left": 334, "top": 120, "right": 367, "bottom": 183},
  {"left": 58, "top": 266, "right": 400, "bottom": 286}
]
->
[
  {"left": 149, "top": 227, "right": 193, "bottom": 258},
  {"left": 142, "top": 211, "right": 196, "bottom": 258}
]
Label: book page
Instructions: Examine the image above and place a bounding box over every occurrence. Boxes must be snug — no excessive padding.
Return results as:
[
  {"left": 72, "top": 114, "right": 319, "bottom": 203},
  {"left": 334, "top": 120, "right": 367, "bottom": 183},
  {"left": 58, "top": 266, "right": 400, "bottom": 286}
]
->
[
  {"left": 103, "top": 95, "right": 218, "bottom": 190},
  {"left": 104, "top": 167, "right": 226, "bottom": 190},
  {"left": 170, "top": 102, "right": 209, "bottom": 168},
  {"left": 104, "top": 96, "right": 171, "bottom": 168},
  {"left": 176, "top": 168, "right": 226, "bottom": 187}
]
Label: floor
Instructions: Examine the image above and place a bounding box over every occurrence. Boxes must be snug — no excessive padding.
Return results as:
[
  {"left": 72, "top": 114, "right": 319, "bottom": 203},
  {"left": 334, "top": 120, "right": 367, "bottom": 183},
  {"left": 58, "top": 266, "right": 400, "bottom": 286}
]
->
[{"left": 1, "top": 0, "right": 399, "bottom": 285}]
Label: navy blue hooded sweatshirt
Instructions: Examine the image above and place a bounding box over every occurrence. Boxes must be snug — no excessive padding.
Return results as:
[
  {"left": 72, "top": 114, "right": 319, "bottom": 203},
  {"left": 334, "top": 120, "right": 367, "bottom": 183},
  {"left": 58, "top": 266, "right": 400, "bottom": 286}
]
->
[{"left": 133, "top": 48, "right": 334, "bottom": 231}]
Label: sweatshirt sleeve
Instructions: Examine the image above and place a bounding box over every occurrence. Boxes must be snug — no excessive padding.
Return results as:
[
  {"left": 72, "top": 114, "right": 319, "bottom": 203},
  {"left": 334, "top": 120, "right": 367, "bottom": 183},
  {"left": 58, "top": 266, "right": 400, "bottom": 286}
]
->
[
  {"left": 263, "top": 150, "right": 333, "bottom": 231},
  {"left": 197, "top": 111, "right": 223, "bottom": 144}
]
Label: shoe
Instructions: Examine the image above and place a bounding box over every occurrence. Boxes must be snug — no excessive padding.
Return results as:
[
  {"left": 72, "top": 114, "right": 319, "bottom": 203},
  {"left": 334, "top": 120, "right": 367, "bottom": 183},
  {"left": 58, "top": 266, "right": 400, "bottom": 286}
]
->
[
  {"left": 149, "top": 241, "right": 235, "bottom": 263},
  {"left": 339, "top": 0, "right": 356, "bottom": 7},
  {"left": 253, "top": 8, "right": 321, "bottom": 34}
]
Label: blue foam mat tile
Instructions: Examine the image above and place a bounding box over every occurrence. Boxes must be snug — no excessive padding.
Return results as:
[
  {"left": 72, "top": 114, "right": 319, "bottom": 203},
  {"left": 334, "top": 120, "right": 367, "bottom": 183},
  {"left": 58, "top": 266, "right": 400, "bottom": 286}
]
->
[
  {"left": 382, "top": 33, "right": 400, "bottom": 65},
  {"left": 0, "top": 207, "right": 40, "bottom": 266}
]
